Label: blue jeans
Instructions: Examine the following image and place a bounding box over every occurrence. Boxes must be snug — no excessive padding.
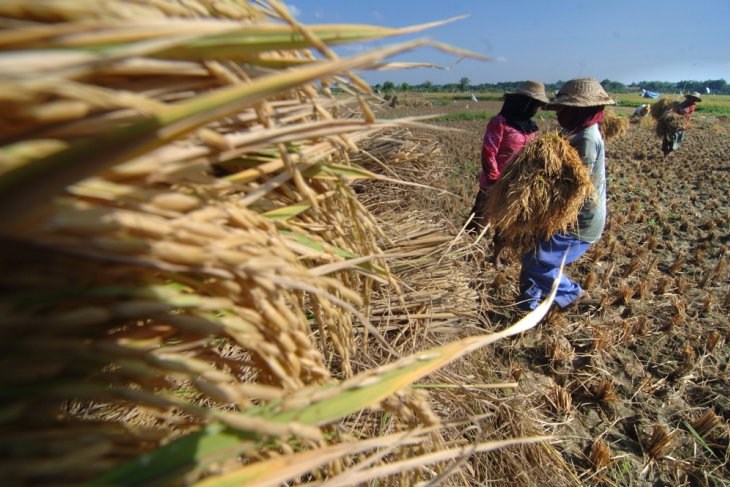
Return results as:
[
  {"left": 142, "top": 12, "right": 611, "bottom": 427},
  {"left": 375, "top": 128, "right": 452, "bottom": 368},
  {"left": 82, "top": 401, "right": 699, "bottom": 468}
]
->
[{"left": 518, "top": 233, "right": 592, "bottom": 310}]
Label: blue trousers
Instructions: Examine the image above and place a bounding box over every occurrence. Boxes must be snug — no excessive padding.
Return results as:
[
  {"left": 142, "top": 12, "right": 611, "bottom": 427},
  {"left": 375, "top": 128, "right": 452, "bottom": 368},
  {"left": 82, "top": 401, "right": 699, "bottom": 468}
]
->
[{"left": 518, "top": 233, "right": 592, "bottom": 311}]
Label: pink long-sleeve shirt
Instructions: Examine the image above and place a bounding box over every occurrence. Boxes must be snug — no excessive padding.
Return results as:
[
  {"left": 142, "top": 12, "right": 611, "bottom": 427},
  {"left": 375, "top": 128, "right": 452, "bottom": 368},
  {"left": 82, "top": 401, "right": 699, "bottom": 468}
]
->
[
  {"left": 676, "top": 103, "right": 696, "bottom": 129},
  {"left": 478, "top": 114, "right": 538, "bottom": 189}
]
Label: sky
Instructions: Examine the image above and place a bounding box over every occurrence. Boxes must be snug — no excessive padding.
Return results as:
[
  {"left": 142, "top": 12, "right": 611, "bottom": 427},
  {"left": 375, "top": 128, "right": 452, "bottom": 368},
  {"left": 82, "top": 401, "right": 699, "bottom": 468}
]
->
[{"left": 289, "top": 0, "right": 729, "bottom": 86}]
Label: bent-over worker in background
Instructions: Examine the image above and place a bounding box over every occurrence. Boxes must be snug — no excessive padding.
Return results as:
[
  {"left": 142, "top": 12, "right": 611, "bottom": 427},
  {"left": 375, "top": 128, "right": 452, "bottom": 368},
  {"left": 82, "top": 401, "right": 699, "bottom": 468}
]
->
[{"left": 662, "top": 91, "right": 702, "bottom": 157}]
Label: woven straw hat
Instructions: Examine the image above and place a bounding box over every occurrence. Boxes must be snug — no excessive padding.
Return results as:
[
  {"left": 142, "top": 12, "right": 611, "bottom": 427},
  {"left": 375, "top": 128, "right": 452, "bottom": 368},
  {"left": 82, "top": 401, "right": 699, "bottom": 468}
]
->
[
  {"left": 547, "top": 78, "right": 615, "bottom": 108},
  {"left": 685, "top": 91, "right": 702, "bottom": 102},
  {"left": 506, "top": 80, "right": 549, "bottom": 105}
]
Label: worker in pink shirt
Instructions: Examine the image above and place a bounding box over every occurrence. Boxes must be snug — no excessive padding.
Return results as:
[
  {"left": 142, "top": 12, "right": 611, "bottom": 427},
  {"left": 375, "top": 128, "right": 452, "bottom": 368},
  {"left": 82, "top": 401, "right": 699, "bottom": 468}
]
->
[{"left": 466, "top": 80, "right": 549, "bottom": 267}]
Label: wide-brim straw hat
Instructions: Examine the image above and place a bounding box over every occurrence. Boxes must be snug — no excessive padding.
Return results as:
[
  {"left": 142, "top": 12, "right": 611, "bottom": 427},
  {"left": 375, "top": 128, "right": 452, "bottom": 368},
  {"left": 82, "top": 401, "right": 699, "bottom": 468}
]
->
[
  {"left": 505, "top": 80, "right": 550, "bottom": 105},
  {"left": 547, "top": 78, "right": 615, "bottom": 109},
  {"left": 685, "top": 91, "right": 702, "bottom": 102}
]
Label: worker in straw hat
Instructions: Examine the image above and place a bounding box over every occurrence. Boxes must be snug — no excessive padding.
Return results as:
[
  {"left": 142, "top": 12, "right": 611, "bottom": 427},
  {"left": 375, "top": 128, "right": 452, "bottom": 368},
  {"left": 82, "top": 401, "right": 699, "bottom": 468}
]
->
[
  {"left": 661, "top": 91, "right": 702, "bottom": 157},
  {"left": 465, "top": 80, "right": 549, "bottom": 267},
  {"left": 517, "top": 78, "right": 614, "bottom": 311}
]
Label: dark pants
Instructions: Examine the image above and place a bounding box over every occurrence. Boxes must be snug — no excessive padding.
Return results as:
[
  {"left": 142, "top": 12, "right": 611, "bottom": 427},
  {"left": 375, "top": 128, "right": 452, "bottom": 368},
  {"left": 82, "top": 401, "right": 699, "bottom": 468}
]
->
[{"left": 662, "top": 130, "right": 684, "bottom": 155}]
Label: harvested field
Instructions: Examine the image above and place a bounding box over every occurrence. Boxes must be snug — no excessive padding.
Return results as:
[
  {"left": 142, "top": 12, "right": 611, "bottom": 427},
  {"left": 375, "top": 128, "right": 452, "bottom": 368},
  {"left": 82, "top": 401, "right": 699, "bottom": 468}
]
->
[
  {"left": 383, "top": 96, "right": 730, "bottom": 485},
  {"left": 1, "top": 2, "right": 727, "bottom": 484}
]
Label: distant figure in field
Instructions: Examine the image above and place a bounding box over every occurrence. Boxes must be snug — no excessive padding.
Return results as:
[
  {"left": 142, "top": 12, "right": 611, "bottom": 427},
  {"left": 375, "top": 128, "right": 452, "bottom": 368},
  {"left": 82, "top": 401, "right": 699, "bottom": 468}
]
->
[
  {"left": 517, "top": 78, "right": 615, "bottom": 311},
  {"left": 465, "top": 80, "right": 549, "bottom": 267},
  {"left": 662, "top": 91, "right": 701, "bottom": 157},
  {"left": 633, "top": 104, "right": 651, "bottom": 117}
]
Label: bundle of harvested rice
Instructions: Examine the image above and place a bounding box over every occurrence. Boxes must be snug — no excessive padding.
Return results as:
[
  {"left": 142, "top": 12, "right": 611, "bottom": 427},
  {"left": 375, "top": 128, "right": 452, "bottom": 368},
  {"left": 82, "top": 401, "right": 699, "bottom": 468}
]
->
[
  {"left": 1, "top": 2, "right": 558, "bottom": 486},
  {"left": 479, "top": 131, "right": 594, "bottom": 250},
  {"left": 599, "top": 109, "right": 628, "bottom": 142},
  {"left": 651, "top": 97, "right": 684, "bottom": 138}
]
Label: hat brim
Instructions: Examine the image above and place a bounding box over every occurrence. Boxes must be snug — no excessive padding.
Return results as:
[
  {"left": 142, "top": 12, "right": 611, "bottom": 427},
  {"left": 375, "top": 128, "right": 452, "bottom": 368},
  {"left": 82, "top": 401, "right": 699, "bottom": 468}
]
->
[
  {"left": 685, "top": 94, "right": 702, "bottom": 102},
  {"left": 546, "top": 95, "right": 616, "bottom": 110},
  {"left": 505, "top": 89, "right": 550, "bottom": 105}
]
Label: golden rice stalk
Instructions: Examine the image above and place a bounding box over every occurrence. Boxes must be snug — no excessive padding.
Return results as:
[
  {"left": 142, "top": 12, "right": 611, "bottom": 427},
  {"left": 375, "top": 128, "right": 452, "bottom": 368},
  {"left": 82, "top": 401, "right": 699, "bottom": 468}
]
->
[
  {"left": 0, "top": 1, "right": 502, "bottom": 486},
  {"left": 96, "top": 292, "right": 560, "bottom": 486},
  {"left": 544, "top": 384, "right": 573, "bottom": 415},
  {"left": 479, "top": 131, "right": 594, "bottom": 251},
  {"left": 646, "top": 425, "right": 676, "bottom": 459},
  {"left": 650, "top": 98, "right": 675, "bottom": 122},
  {"left": 691, "top": 410, "right": 722, "bottom": 439},
  {"left": 589, "top": 440, "right": 611, "bottom": 470},
  {"left": 599, "top": 109, "right": 628, "bottom": 142},
  {"left": 545, "top": 336, "right": 574, "bottom": 369},
  {"left": 592, "top": 378, "right": 618, "bottom": 405},
  {"left": 705, "top": 330, "right": 723, "bottom": 353},
  {"left": 617, "top": 281, "right": 634, "bottom": 305}
]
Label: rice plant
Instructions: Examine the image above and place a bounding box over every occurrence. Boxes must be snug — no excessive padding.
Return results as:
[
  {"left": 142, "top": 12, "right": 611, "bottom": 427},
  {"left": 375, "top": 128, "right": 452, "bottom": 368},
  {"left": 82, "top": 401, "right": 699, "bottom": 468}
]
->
[{"left": 0, "top": 1, "right": 570, "bottom": 485}]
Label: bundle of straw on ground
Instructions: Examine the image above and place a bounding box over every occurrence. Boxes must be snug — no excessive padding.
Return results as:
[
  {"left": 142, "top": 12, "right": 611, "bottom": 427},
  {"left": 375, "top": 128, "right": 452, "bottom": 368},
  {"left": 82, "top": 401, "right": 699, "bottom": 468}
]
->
[
  {"left": 0, "top": 1, "right": 560, "bottom": 486},
  {"left": 599, "top": 109, "right": 628, "bottom": 142},
  {"left": 350, "top": 128, "right": 583, "bottom": 486},
  {"left": 479, "top": 131, "right": 595, "bottom": 251},
  {"left": 352, "top": 129, "right": 481, "bottom": 344},
  {"left": 650, "top": 97, "right": 685, "bottom": 138}
]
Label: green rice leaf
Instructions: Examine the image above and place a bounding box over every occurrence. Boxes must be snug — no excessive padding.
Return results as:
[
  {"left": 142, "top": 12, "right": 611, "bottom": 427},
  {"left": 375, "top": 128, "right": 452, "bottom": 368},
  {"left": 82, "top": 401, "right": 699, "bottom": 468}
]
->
[
  {"left": 683, "top": 421, "right": 718, "bottom": 458},
  {"left": 303, "top": 162, "right": 377, "bottom": 180},
  {"left": 261, "top": 201, "right": 312, "bottom": 221},
  {"left": 279, "top": 229, "right": 357, "bottom": 259},
  {"left": 90, "top": 424, "right": 258, "bottom": 487}
]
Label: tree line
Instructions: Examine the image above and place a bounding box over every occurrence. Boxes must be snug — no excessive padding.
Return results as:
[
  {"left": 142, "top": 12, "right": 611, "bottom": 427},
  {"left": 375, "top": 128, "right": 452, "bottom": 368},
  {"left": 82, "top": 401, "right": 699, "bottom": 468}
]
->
[{"left": 372, "top": 78, "right": 729, "bottom": 95}]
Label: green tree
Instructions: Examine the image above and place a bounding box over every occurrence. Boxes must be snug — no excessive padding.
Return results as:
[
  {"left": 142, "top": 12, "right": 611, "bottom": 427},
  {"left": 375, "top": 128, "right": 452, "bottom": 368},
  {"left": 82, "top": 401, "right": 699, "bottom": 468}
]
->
[
  {"left": 706, "top": 79, "right": 727, "bottom": 92},
  {"left": 600, "top": 79, "right": 627, "bottom": 93},
  {"left": 399, "top": 82, "right": 409, "bottom": 92},
  {"left": 382, "top": 80, "right": 395, "bottom": 92},
  {"left": 459, "top": 77, "right": 470, "bottom": 92},
  {"left": 423, "top": 80, "right": 433, "bottom": 92}
]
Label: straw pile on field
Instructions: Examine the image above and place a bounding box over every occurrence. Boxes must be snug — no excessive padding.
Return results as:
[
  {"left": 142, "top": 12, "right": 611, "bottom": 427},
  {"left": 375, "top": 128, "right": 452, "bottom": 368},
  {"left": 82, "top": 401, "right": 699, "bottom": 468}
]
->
[
  {"left": 352, "top": 130, "right": 480, "bottom": 339},
  {"left": 651, "top": 97, "right": 685, "bottom": 137},
  {"left": 382, "top": 94, "right": 433, "bottom": 108},
  {"left": 0, "top": 1, "right": 563, "bottom": 485},
  {"left": 599, "top": 108, "right": 628, "bottom": 142},
  {"left": 479, "top": 131, "right": 594, "bottom": 250}
]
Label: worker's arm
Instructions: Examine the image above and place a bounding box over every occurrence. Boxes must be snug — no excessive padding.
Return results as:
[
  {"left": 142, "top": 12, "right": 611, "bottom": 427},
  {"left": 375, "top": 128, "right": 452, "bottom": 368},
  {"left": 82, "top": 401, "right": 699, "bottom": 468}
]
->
[{"left": 480, "top": 117, "right": 505, "bottom": 188}]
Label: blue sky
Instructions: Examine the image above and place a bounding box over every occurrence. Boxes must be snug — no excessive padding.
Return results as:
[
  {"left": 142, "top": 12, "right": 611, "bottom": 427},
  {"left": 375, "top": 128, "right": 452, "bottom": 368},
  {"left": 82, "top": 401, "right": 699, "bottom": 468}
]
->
[{"left": 289, "top": 0, "right": 729, "bottom": 86}]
